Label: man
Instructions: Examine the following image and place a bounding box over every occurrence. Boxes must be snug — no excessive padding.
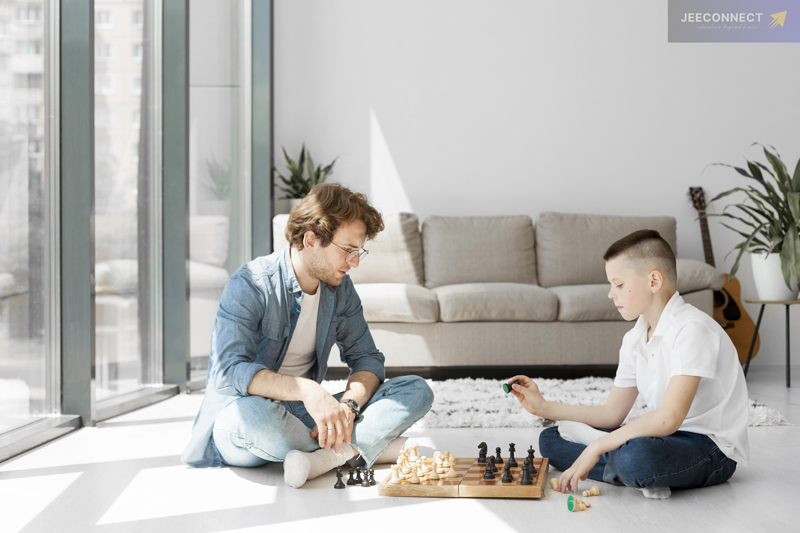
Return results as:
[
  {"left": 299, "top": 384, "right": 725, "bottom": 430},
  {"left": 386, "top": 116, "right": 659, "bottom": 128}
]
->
[{"left": 182, "top": 183, "right": 434, "bottom": 488}]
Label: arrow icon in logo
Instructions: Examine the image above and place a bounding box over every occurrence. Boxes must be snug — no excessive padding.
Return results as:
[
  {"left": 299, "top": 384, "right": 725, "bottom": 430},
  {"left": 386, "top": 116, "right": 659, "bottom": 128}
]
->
[{"left": 769, "top": 11, "right": 787, "bottom": 29}]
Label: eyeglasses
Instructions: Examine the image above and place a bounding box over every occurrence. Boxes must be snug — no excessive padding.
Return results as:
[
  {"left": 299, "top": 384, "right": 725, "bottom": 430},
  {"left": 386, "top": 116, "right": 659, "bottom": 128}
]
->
[{"left": 331, "top": 242, "right": 369, "bottom": 264}]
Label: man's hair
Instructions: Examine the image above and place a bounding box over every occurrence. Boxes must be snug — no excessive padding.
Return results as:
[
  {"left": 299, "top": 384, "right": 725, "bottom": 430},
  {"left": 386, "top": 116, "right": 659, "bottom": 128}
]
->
[
  {"left": 285, "top": 183, "right": 384, "bottom": 250},
  {"left": 603, "top": 229, "right": 677, "bottom": 287}
]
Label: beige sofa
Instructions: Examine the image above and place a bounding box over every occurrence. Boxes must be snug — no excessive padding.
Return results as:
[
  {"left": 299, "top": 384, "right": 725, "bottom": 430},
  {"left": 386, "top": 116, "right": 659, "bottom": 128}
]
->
[{"left": 273, "top": 212, "right": 725, "bottom": 375}]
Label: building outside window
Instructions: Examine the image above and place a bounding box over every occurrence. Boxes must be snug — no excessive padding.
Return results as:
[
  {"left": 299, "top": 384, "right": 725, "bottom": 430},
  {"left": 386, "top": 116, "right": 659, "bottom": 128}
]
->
[{"left": 96, "top": 10, "right": 113, "bottom": 28}]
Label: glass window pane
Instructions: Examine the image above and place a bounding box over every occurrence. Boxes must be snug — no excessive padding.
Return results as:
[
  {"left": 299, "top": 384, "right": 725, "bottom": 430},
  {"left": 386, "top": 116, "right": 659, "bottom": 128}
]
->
[
  {"left": 189, "top": 0, "right": 249, "bottom": 383},
  {"left": 94, "top": 0, "right": 158, "bottom": 401},
  {"left": 0, "top": 0, "right": 50, "bottom": 432}
]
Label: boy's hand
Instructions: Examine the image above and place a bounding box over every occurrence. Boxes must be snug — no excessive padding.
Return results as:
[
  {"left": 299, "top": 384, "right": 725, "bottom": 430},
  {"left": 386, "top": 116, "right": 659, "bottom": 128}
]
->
[
  {"left": 558, "top": 443, "right": 602, "bottom": 494},
  {"left": 507, "top": 375, "right": 547, "bottom": 417}
]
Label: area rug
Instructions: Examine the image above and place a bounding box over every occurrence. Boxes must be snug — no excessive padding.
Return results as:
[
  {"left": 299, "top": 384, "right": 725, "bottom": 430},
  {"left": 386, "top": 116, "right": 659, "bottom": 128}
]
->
[{"left": 321, "top": 377, "right": 792, "bottom": 429}]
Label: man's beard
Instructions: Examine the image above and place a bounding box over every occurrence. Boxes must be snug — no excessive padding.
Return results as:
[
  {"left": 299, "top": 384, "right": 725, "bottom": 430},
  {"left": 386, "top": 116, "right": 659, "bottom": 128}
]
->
[{"left": 306, "top": 249, "right": 343, "bottom": 287}]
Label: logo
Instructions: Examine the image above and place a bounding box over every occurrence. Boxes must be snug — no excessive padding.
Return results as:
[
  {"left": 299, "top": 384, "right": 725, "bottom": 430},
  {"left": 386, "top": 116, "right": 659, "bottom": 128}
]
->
[{"left": 770, "top": 11, "right": 787, "bottom": 28}]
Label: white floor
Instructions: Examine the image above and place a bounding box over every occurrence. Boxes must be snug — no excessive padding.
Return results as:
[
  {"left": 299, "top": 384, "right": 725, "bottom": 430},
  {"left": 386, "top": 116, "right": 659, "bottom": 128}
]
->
[{"left": 1, "top": 365, "right": 797, "bottom": 533}]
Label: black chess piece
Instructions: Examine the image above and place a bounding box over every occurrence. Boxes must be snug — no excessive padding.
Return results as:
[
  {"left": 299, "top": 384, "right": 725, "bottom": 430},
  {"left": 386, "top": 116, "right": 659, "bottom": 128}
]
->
[
  {"left": 520, "top": 464, "right": 533, "bottom": 485},
  {"left": 483, "top": 462, "right": 495, "bottom": 480},
  {"left": 524, "top": 456, "right": 531, "bottom": 469},
  {"left": 530, "top": 459, "right": 538, "bottom": 475},
  {"left": 494, "top": 447, "right": 503, "bottom": 464},
  {"left": 488, "top": 456, "right": 498, "bottom": 473},
  {"left": 361, "top": 470, "right": 371, "bottom": 487},
  {"left": 355, "top": 467, "right": 363, "bottom": 484},
  {"left": 478, "top": 442, "right": 488, "bottom": 463},
  {"left": 347, "top": 467, "right": 357, "bottom": 485},
  {"left": 369, "top": 469, "right": 376, "bottom": 486},
  {"left": 507, "top": 443, "right": 518, "bottom": 467},
  {"left": 502, "top": 462, "right": 513, "bottom": 483},
  {"left": 334, "top": 466, "right": 346, "bottom": 489}
]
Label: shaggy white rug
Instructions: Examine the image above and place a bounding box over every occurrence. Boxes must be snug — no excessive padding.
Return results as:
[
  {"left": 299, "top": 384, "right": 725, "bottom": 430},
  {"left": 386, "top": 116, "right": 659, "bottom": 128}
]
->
[{"left": 321, "top": 377, "right": 792, "bottom": 429}]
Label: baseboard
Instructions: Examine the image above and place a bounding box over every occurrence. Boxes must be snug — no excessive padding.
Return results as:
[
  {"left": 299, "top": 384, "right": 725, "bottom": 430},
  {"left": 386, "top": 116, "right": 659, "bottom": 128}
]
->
[{"left": 323, "top": 365, "right": 618, "bottom": 381}]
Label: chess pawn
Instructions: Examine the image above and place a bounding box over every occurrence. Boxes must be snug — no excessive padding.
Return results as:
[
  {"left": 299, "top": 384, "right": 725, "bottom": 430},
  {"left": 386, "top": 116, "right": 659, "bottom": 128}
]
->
[
  {"left": 550, "top": 478, "right": 558, "bottom": 490},
  {"left": 483, "top": 462, "right": 495, "bottom": 480},
  {"left": 495, "top": 447, "right": 504, "bottom": 464},
  {"left": 334, "top": 466, "right": 346, "bottom": 489},
  {"left": 520, "top": 464, "right": 533, "bottom": 485},
  {"left": 409, "top": 466, "right": 420, "bottom": 484},
  {"left": 448, "top": 454, "right": 456, "bottom": 469},
  {"left": 568, "top": 496, "right": 589, "bottom": 512},
  {"left": 369, "top": 469, "right": 377, "bottom": 486},
  {"left": 446, "top": 463, "right": 458, "bottom": 478},
  {"left": 390, "top": 465, "right": 401, "bottom": 484},
  {"left": 347, "top": 468, "right": 357, "bottom": 486},
  {"left": 428, "top": 466, "right": 439, "bottom": 480},
  {"left": 582, "top": 485, "right": 600, "bottom": 497},
  {"left": 501, "top": 463, "right": 513, "bottom": 483}
]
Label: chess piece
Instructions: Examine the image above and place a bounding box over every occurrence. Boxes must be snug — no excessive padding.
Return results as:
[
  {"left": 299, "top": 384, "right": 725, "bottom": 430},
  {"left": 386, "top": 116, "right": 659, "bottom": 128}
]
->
[
  {"left": 483, "top": 462, "right": 495, "bottom": 480},
  {"left": 527, "top": 446, "right": 535, "bottom": 462},
  {"left": 520, "top": 464, "right": 533, "bottom": 485},
  {"left": 409, "top": 465, "right": 420, "bottom": 484},
  {"left": 507, "top": 443, "right": 518, "bottom": 467},
  {"left": 446, "top": 463, "right": 458, "bottom": 478},
  {"left": 347, "top": 468, "right": 357, "bottom": 485},
  {"left": 334, "top": 466, "right": 346, "bottom": 489},
  {"left": 355, "top": 467, "right": 363, "bottom": 484},
  {"left": 582, "top": 485, "right": 600, "bottom": 497},
  {"left": 524, "top": 456, "right": 531, "bottom": 469},
  {"left": 428, "top": 467, "right": 439, "bottom": 480},
  {"left": 361, "top": 471, "right": 371, "bottom": 487},
  {"left": 390, "top": 465, "right": 401, "bottom": 484},
  {"left": 503, "top": 379, "right": 520, "bottom": 394},
  {"left": 550, "top": 478, "right": 558, "bottom": 490},
  {"left": 488, "top": 456, "right": 497, "bottom": 473},
  {"left": 501, "top": 462, "right": 513, "bottom": 483},
  {"left": 448, "top": 454, "right": 456, "bottom": 469},
  {"left": 568, "top": 496, "right": 588, "bottom": 511},
  {"left": 478, "top": 442, "right": 488, "bottom": 463},
  {"left": 369, "top": 469, "right": 376, "bottom": 486},
  {"left": 494, "top": 447, "right": 504, "bottom": 464},
  {"left": 529, "top": 458, "right": 537, "bottom": 475}
]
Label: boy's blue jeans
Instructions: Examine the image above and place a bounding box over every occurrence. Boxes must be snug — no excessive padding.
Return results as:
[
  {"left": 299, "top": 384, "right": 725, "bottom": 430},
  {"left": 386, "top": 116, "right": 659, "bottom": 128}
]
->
[
  {"left": 539, "top": 426, "right": 737, "bottom": 489},
  {"left": 211, "top": 375, "right": 433, "bottom": 468}
]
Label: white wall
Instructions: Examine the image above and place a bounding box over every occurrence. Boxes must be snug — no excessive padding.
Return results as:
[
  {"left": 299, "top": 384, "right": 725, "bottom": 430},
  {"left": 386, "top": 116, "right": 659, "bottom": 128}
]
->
[{"left": 274, "top": 0, "right": 800, "bottom": 368}]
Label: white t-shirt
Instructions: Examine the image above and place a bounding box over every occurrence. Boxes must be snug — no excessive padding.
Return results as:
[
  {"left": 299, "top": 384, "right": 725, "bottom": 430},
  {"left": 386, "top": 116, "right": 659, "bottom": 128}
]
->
[
  {"left": 614, "top": 291, "right": 750, "bottom": 466},
  {"left": 277, "top": 289, "right": 320, "bottom": 378}
]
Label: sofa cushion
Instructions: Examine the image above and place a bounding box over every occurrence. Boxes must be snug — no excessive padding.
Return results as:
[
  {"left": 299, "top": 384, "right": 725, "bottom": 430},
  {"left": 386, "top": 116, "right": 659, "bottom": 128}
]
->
[
  {"left": 433, "top": 283, "right": 557, "bottom": 322},
  {"left": 354, "top": 283, "right": 439, "bottom": 323},
  {"left": 273, "top": 213, "right": 424, "bottom": 285},
  {"left": 676, "top": 259, "right": 725, "bottom": 293},
  {"left": 422, "top": 216, "right": 537, "bottom": 289},
  {"left": 535, "top": 212, "right": 677, "bottom": 288},
  {"left": 549, "top": 284, "right": 624, "bottom": 322},
  {"left": 96, "top": 259, "right": 229, "bottom": 294}
]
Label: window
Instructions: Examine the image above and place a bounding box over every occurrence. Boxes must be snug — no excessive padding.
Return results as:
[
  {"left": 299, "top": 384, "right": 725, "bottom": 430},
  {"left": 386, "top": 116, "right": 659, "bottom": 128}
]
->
[
  {"left": 15, "top": 40, "right": 42, "bottom": 55},
  {"left": 130, "top": 75, "right": 141, "bottom": 95},
  {"left": 96, "top": 10, "right": 113, "bottom": 28},
  {"left": 95, "top": 74, "right": 115, "bottom": 95},
  {"left": 15, "top": 5, "right": 42, "bottom": 22},
  {"left": 132, "top": 109, "right": 140, "bottom": 129},
  {"left": 132, "top": 43, "right": 142, "bottom": 62},
  {"left": 14, "top": 73, "right": 43, "bottom": 89},
  {"left": 132, "top": 10, "right": 143, "bottom": 27},
  {"left": 95, "top": 41, "right": 113, "bottom": 61},
  {"left": 96, "top": 108, "right": 115, "bottom": 129}
]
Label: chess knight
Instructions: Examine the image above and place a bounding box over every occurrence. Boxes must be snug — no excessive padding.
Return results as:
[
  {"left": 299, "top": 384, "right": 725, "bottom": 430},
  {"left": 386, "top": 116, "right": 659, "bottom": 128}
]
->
[{"left": 182, "top": 184, "right": 434, "bottom": 488}]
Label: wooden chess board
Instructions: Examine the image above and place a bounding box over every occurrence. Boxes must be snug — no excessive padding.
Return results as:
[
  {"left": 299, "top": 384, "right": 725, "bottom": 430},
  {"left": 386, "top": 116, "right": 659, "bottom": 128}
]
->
[{"left": 378, "top": 457, "right": 549, "bottom": 499}]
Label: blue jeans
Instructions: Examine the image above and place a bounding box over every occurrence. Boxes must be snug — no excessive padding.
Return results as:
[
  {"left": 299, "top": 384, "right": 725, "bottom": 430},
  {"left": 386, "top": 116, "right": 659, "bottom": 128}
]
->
[
  {"left": 212, "top": 375, "right": 433, "bottom": 468},
  {"left": 539, "top": 426, "right": 737, "bottom": 489}
]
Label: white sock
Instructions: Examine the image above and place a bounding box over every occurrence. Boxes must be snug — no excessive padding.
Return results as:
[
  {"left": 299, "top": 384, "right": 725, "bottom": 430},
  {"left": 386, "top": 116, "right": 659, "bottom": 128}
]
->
[
  {"left": 637, "top": 486, "right": 672, "bottom": 499},
  {"left": 558, "top": 421, "right": 607, "bottom": 446},
  {"left": 283, "top": 445, "right": 356, "bottom": 489},
  {"left": 373, "top": 437, "right": 409, "bottom": 464}
]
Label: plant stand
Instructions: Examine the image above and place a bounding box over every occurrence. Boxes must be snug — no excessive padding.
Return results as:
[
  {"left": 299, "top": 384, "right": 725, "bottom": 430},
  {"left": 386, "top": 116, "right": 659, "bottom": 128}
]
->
[{"left": 743, "top": 299, "right": 800, "bottom": 388}]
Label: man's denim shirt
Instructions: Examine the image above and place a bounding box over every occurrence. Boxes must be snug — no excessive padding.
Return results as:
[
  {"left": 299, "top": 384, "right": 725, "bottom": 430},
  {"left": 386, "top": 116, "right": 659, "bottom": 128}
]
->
[{"left": 181, "top": 245, "right": 386, "bottom": 468}]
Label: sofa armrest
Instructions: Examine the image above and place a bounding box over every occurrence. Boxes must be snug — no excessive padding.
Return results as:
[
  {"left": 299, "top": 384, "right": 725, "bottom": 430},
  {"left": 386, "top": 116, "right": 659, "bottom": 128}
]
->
[{"left": 676, "top": 259, "right": 724, "bottom": 293}]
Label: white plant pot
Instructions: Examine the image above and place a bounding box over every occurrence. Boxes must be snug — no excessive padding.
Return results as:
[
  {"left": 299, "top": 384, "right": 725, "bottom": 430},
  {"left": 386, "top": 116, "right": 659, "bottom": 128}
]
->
[
  {"left": 750, "top": 252, "right": 800, "bottom": 301},
  {"left": 275, "top": 198, "right": 303, "bottom": 215}
]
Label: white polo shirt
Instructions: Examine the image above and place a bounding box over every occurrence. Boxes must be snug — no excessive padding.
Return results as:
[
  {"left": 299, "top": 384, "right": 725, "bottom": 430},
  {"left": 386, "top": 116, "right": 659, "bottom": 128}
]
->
[{"left": 614, "top": 291, "right": 750, "bottom": 466}]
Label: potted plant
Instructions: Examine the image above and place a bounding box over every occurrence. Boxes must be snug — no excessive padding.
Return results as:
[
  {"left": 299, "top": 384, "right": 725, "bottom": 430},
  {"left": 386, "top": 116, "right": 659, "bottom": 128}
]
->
[
  {"left": 706, "top": 143, "right": 800, "bottom": 300},
  {"left": 273, "top": 145, "right": 338, "bottom": 213}
]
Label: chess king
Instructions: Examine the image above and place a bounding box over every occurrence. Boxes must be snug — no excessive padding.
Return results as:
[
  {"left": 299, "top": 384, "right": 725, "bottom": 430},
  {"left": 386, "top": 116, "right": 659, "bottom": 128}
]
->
[
  {"left": 182, "top": 183, "right": 434, "bottom": 487},
  {"left": 508, "top": 230, "right": 749, "bottom": 500}
]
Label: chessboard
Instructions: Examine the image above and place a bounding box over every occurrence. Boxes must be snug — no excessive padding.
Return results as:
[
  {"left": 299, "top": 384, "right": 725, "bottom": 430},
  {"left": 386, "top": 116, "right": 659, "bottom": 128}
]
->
[{"left": 378, "top": 456, "right": 549, "bottom": 499}]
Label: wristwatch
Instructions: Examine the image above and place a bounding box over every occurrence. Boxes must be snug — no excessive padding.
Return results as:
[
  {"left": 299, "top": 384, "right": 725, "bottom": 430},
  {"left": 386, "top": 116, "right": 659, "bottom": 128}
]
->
[{"left": 340, "top": 398, "right": 360, "bottom": 418}]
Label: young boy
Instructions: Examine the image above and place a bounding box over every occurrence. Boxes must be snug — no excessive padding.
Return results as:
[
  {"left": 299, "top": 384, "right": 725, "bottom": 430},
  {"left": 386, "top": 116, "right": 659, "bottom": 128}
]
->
[{"left": 508, "top": 229, "right": 749, "bottom": 499}]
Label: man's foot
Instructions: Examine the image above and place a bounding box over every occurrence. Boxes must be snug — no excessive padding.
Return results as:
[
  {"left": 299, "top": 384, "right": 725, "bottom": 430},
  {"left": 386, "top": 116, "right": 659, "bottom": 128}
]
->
[
  {"left": 283, "top": 446, "right": 355, "bottom": 489},
  {"left": 637, "top": 486, "right": 672, "bottom": 499}
]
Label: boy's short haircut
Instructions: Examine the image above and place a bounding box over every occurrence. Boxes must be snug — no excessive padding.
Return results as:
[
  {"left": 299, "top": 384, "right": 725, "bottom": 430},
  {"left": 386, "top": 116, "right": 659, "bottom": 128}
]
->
[
  {"left": 285, "top": 183, "right": 385, "bottom": 250},
  {"left": 603, "top": 229, "right": 677, "bottom": 287}
]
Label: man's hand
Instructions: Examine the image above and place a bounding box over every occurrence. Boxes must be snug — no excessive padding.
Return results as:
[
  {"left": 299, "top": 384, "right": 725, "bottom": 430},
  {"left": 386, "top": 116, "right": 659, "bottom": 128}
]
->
[
  {"left": 507, "top": 375, "right": 547, "bottom": 417},
  {"left": 310, "top": 403, "right": 355, "bottom": 453},
  {"left": 304, "top": 384, "right": 352, "bottom": 453},
  {"left": 557, "top": 442, "right": 602, "bottom": 494}
]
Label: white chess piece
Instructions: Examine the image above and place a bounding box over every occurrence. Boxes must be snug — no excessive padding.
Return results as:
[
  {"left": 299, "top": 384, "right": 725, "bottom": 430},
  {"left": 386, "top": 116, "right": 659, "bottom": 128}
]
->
[
  {"left": 409, "top": 464, "right": 420, "bottom": 484},
  {"left": 390, "top": 464, "right": 401, "bottom": 484},
  {"left": 448, "top": 454, "right": 456, "bottom": 469}
]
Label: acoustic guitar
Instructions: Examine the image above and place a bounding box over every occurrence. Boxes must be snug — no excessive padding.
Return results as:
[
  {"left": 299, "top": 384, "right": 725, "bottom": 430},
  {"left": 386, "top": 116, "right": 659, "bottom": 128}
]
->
[{"left": 688, "top": 187, "right": 760, "bottom": 363}]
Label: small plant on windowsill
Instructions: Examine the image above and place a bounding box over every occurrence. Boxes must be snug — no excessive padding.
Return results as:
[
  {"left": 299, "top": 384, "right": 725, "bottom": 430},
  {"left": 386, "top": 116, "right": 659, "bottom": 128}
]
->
[{"left": 273, "top": 144, "right": 338, "bottom": 199}]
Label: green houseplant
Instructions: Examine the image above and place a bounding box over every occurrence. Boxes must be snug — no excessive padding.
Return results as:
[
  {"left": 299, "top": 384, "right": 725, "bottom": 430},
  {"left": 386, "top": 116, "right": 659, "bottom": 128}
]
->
[
  {"left": 705, "top": 143, "right": 800, "bottom": 296},
  {"left": 274, "top": 145, "right": 338, "bottom": 199}
]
